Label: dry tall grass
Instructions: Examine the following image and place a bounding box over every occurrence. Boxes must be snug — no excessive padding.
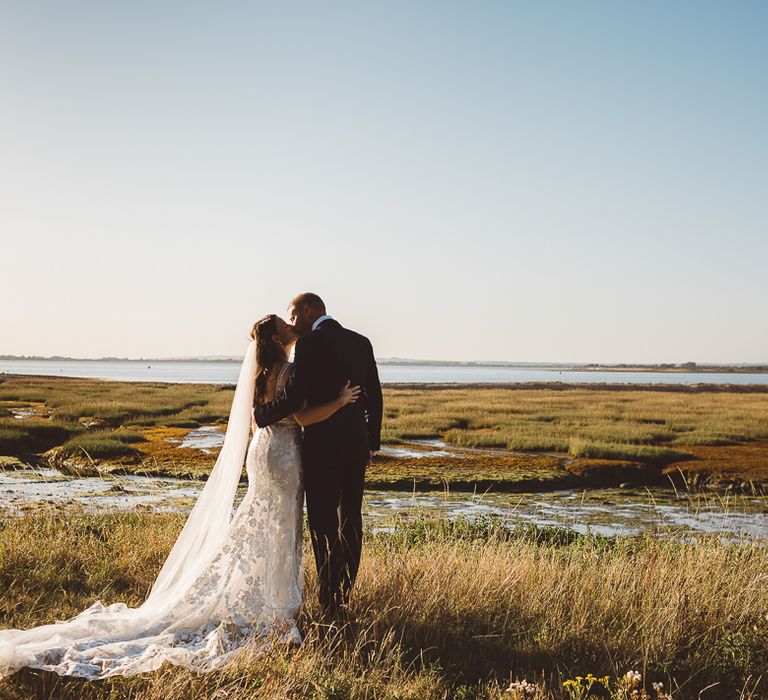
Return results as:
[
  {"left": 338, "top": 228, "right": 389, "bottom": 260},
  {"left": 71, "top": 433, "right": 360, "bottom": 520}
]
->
[{"left": 0, "top": 513, "right": 765, "bottom": 699}]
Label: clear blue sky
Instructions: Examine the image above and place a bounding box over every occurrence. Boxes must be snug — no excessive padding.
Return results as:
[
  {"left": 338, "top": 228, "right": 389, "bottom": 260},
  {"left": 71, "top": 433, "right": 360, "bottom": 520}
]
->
[{"left": 1, "top": 1, "right": 766, "bottom": 362}]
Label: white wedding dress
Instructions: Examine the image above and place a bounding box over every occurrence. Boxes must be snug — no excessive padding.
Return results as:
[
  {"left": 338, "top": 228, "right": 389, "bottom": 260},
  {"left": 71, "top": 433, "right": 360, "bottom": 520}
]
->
[{"left": 0, "top": 343, "right": 304, "bottom": 679}]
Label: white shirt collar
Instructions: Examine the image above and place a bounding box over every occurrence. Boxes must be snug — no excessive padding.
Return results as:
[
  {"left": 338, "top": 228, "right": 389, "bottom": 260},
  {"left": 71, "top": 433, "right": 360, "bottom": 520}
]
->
[{"left": 311, "top": 314, "right": 334, "bottom": 331}]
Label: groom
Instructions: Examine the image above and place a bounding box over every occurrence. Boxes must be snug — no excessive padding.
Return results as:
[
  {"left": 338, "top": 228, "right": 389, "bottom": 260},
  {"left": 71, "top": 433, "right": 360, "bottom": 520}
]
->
[{"left": 253, "top": 292, "right": 383, "bottom": 618}]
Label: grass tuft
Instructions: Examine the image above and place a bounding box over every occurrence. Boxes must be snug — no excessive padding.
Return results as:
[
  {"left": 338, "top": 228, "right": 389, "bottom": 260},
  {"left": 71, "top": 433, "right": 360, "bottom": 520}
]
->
[
  {"left": 58, "top": 432, "right": 146, "bottom": 460},
  {"left": 568, "top": 437, "right": 692, "bottom": 465}
]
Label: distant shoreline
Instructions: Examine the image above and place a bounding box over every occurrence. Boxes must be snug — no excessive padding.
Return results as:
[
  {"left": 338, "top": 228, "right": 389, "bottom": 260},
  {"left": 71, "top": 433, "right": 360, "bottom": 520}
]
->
[
  {"left": 1, "top": 356, "right": 767, "bottom": 373},
  {"left": 3, "top": 374, "right": 768, "bottom": 393},
  {"left": 569, "top": 365, "right": 768, "bottom": 374}
]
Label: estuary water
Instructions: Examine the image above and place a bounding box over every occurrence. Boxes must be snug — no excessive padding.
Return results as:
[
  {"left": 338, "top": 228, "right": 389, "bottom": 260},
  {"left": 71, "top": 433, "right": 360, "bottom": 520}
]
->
[
  {"left": 1, "top": 359, "right": 767, "bottom": 385},
  {"left": 2, "top": 426, "right": 766, "bottom": 539},
  {"left": 1, "top": 466, "right": 766, "bottom": 540}
]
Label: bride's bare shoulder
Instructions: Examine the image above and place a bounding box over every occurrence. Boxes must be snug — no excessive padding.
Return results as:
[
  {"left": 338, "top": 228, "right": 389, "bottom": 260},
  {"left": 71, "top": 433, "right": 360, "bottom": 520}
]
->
[
  {"left": 276, "top": 361, "right": 293, "bottom": 388},
  {"left": 258, "top": 361, "right": 292, "bottom": 403}
]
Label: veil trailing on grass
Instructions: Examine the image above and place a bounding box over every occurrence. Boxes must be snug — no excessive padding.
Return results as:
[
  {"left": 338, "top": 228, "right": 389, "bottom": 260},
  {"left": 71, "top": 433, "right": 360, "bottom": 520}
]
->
[{"left": 0, "top": 338, "right": 305, "bottom": 679}]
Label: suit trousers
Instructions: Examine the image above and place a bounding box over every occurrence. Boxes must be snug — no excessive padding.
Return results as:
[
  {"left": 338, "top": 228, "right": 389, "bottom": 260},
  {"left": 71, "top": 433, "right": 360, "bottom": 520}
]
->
[{"left": 303, "top": 456, "right": 366, "bottom": 615}]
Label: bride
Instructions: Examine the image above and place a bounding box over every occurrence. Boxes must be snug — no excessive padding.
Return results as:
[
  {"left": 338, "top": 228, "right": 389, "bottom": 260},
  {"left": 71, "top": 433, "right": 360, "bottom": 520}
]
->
[{"left": 0, "top": 315, "right": 360, "bottom": 679}]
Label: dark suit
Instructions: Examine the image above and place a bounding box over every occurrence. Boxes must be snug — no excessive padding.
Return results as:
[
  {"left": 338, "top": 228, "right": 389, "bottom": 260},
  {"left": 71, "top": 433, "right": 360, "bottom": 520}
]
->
[{"left": 253, "top": 318, "right": 383, "bottom": 614}]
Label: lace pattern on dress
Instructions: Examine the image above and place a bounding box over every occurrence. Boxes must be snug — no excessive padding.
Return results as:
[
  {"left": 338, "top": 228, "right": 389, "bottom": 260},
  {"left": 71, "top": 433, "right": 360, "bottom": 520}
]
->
[{"left": 0, "top": 365, "right": 304, "bottom": 679}]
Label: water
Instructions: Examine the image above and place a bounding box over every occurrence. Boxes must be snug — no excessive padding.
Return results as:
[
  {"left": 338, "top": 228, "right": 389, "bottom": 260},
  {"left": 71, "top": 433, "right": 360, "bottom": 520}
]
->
[
  {"left": 1, "top": 465, "right": 766, "bottom": 540},
  {"left": 2, "top": 426, "right": 765, "bottom": 539},
  {"left": 364, "top": 489, "right": 768, "bottom": 540},
  {"left": 0, "top": 467, "right": 203, "bottom": 513},
  {"left": 166, "top": 425, "right": 225, "bottom": 453},
  {"left": 4, "top": 422, "right": 767, "bottom": 540},
  {"left": 10, "top": 406, "right": 44, "bottom": 419},
  {"left": 1, "top": 359, "right": 767, "bottom": 385}
]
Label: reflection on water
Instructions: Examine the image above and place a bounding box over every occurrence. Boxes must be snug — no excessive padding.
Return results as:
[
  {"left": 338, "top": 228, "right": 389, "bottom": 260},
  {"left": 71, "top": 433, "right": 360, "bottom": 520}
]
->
[
  {"left": 166, "top": 426, "right": 224, "bottom": 453},
  {"left": 380, "top": 444, "right": 463, "bottom": 459},
  {"left": 10, "top": 406, "right": 49, "bottom": 420},
  {"left": 0, "top": 466, "right": 766, "bottom": 540}
]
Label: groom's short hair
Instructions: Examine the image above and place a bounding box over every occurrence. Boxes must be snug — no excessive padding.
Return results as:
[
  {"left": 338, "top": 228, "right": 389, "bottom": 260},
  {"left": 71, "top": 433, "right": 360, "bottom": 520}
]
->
[{"left": 289, "top": 292, "right": 326, "bottom": 315}]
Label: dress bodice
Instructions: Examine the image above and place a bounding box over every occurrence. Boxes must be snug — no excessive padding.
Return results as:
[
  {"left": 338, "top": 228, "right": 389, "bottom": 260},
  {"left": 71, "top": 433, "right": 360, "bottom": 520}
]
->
[{"left": 273, "top": 362, "right": 300, "bottom": 429}]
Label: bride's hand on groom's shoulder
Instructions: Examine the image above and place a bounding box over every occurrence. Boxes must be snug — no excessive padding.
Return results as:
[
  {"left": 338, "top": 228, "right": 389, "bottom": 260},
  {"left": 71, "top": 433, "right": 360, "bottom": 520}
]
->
[{"left": 338, "top": 381, "right": 362, "bottom": 406}]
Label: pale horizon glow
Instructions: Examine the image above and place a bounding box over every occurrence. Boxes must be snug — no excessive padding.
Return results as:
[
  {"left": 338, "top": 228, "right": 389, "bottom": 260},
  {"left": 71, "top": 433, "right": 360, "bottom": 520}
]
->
[{"left": 1, "top": 2, "right": 766, "bottom": 363}]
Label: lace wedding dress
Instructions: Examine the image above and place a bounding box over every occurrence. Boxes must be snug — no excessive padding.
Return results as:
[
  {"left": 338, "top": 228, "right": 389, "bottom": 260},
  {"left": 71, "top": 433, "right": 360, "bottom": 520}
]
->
[{"left": 0, "top": 343, "right": 304, "bottom": 679}]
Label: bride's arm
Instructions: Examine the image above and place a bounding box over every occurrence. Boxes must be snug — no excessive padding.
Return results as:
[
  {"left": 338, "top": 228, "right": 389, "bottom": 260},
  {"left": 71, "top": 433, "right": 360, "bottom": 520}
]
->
[{"left": 293, "top": 381, "right": 361, "bottom": 427}]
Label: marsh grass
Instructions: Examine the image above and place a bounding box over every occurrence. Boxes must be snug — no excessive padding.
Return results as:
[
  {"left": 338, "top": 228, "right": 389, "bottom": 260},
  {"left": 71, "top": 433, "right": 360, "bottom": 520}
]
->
[
  {"left": 58, "top": 431, "right": 148, "bottom": 460},
  {"left": 2, "top": 377, "right": 768, "bottom": 486},
  {"left": 0, "top": 376, "right": 225, "bottom": 428},
  {"left": 383, "top": 386, "right": 768, "bottom": 466},
  {"left": 367, "top": 451, "right": 571, "bottom": 491},
  {"left": 567, "top": 438, "right": 691, "bottom": 465},
  {"left": 0, "top": 418, "right": 81, "bottom": 455},
  {"left": 0, "top": 376, "right": 233, "bottom": 462},
  {"left": 0, "top": 512, "right": 766, "bottom": 699}
]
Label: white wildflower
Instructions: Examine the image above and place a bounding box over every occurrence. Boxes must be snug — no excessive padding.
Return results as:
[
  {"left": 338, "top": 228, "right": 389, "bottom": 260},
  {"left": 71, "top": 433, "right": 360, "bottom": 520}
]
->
[
  {"left": 625, "top": 669, "right": 642, "bottom": 686},
  {"left": 506, "top": 678, "right": 540, "bottom": 697}
]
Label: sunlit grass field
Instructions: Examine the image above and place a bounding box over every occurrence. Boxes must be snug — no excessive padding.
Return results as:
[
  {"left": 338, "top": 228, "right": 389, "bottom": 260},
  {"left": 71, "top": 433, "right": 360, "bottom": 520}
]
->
[
  {"left": 1, "top": 376, "right": 767, "bottom": 487},
  {"left": 1, "top": 377, "right": 767, "bottom": 696},
  {"left": 381, "top": 385, "right": 768, "bottom": 452},
  {"left": 0, "top": 512, "right": 765, "bottom": 699}
]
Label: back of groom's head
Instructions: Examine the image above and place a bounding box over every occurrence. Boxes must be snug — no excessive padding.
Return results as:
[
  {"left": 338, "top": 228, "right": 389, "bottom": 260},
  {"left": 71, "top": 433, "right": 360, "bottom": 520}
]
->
[
  {"left": 289, "top": 292, "right": 325, "bottom": 316},
  {"left": 288, "top": 292, "right": 326, "bottom": 335}
]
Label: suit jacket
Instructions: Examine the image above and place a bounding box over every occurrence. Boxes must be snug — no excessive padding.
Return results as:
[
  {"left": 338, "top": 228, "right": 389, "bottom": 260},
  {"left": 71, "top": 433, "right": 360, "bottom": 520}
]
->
[{"left": 253, "top": 319, "right": 383, "bottom": 467}]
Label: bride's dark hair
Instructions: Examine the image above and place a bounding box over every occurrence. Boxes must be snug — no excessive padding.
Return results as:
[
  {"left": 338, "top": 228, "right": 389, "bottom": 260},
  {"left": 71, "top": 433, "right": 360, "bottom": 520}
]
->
[{"left": 250, "top": 314, "right": 281, "bottom": 405}]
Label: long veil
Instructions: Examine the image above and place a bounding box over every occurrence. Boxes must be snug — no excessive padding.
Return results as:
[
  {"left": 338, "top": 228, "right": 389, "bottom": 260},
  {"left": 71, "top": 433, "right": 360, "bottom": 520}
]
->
[
  {"left": 0, "top": 340, "right": 260, "bottom": 678},
  {"left": 147, "top": 339, "right": 257, "bottom": 604}
]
